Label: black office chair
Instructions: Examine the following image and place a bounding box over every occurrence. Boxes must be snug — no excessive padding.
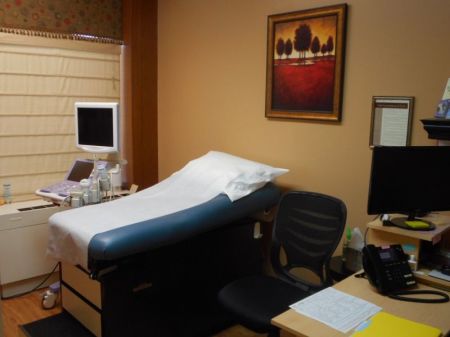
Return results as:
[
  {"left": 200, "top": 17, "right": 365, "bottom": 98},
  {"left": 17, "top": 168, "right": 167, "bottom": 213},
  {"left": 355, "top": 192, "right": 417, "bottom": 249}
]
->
[{"left": 218, "top": 191, "right": 347, "bottom": 337}]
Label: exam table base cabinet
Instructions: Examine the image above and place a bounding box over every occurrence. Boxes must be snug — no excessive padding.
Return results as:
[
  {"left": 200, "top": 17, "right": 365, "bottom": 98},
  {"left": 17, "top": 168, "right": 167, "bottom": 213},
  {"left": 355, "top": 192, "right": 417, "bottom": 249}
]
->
[{"left": 61, "top": 220, "right": 264, "bottom": 337}]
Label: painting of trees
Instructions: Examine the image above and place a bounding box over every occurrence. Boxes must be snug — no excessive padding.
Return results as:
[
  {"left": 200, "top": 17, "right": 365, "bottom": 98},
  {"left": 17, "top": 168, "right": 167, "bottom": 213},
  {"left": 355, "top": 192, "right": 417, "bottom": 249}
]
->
[
  {"left": 311, "top": 36, "right": 320, "bottom": 57},
  {"left": 276, "top": 38, "right": 285, "bottom": 59},
  {"left": 294, "top": 24, "right": 312, "bottom": 61},
  {"left": 285, "top": 39, "right": 293, "bottom": 59},
  {"left": 326, "top": 36, "right": 334, "bottom": 55},
  {"left": 321, "top": 43, "right": 327, "bottom": 57},
  {"left": 272, "top": 21, "right": 338, "bottom": 63},
  {"left": 266, "top": 4, "right": 347, "bottom": 121}
]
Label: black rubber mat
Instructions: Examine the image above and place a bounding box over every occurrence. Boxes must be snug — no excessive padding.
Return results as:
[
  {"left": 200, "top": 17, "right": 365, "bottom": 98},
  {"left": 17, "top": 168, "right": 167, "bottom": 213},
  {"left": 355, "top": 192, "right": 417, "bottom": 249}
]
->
[{"left": 19, "top": 311, "right": 95, "bottom": 337}]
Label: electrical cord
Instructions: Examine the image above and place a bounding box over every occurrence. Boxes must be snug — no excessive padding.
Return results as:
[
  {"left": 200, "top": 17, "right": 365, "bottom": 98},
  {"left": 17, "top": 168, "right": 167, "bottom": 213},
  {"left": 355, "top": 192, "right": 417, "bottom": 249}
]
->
[
  {"left": 363, "top": 226, "right": 369, "bottom": 247},
  {"left": 0, "top": 262, "right": 59, "bottom": 300},
  {"left": 387, "top": 289, "right": 449, "bottom": 303},
  {"left": 354, "top": 270, "right": 449, "bottom": 303}
]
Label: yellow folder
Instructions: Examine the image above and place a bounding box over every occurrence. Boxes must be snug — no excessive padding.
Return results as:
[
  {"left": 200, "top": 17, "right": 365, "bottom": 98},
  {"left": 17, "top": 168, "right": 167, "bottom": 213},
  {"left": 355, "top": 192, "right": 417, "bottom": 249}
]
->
[{"left": 351, "top": 311, "right": 441, "bottom": 337}]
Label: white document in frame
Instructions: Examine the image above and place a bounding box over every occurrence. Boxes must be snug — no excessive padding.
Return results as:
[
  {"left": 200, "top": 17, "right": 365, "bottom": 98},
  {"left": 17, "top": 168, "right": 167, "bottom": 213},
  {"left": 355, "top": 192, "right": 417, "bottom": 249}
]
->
[
  {"left": 289, "top": 287, "right": 382, "bottom": 333},
  {"left": 378, "top": 99, "right": 411, "bottom": 146}
]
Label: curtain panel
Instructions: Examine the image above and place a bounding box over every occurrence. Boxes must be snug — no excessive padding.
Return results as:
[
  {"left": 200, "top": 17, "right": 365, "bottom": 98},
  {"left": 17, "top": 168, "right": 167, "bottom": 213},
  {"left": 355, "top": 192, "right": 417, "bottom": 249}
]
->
[{"left": 0, "top": 0, "right": 122, "bottom": 43}]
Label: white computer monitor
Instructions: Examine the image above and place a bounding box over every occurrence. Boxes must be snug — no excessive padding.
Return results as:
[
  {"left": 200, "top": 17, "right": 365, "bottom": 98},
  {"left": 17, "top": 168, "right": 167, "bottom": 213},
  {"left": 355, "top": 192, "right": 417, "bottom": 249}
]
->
[{"left": 74, "top": 102, "right": 119, "bottom": 154}]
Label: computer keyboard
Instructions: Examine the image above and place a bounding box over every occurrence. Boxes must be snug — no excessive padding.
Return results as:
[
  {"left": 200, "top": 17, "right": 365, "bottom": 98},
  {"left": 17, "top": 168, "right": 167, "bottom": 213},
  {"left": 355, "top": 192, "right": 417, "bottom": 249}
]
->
[{"left": 39, "top": 181, "right": 81, "bottom": 197}]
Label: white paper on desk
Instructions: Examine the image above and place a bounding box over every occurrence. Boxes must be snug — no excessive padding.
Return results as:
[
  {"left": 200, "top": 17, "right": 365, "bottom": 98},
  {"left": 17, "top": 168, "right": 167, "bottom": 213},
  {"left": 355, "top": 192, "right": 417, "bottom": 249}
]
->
[
  {"left": 289, "top": 287, "right": 381, "bottom": 333},
  {"left": 428, "top": 269, "right": 450, "bottom": 282}
]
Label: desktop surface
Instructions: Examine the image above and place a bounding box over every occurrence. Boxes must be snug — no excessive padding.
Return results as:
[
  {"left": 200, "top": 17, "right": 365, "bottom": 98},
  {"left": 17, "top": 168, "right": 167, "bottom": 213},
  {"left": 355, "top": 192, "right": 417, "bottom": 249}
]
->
[{"left": 272, "top": 274, "right": 450, "bottom": 337}]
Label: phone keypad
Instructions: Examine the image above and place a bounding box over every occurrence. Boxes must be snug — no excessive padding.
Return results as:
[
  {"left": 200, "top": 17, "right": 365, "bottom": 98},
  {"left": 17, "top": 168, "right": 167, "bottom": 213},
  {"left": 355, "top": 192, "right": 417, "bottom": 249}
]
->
[{"left": 385, "top": 261, "right": 416, "bottom": 286}]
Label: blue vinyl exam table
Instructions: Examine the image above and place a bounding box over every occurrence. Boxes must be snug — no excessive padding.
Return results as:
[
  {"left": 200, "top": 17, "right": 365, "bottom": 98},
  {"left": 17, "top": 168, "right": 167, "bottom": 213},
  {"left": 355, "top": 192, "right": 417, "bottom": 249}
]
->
[
  {"left": 48, "top": 151, "right": 287, "bottom": 337},
  {"left": 58, "top": 183, "right": 281, "bottom": 337}
]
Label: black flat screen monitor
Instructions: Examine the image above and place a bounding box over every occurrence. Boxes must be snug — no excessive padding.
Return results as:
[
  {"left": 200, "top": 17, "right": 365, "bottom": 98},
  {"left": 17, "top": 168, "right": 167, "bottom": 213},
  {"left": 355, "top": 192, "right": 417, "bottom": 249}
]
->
[{"left": 367, "top": 146, "right": 450, "bottom": 229}]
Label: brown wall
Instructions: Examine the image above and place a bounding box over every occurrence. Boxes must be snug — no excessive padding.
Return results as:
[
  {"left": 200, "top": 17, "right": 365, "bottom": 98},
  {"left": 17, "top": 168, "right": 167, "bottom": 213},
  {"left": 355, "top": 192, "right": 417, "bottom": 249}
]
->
[{"left": 157, "top": 0, "right": 450, "bottom": 229}]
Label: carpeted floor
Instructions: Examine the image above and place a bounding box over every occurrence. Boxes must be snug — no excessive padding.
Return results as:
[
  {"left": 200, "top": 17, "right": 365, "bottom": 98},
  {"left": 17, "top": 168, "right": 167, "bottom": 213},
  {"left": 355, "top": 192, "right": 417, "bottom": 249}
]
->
[{"left": 20, "top": 311, "right": 94, "bottom": 337}]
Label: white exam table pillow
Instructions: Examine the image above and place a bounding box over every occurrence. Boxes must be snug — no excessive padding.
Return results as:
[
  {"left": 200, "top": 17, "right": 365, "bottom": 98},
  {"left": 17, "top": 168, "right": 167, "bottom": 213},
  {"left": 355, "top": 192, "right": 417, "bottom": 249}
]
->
[{"left": 182, "top": 151, "right": 289, "bottom": 201}]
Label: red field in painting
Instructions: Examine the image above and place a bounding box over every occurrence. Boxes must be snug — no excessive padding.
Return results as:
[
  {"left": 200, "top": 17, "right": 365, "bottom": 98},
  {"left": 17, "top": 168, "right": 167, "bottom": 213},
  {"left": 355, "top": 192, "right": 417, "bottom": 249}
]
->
[{"left": 272, "top": 58, "right": 335, "bottom": 112}]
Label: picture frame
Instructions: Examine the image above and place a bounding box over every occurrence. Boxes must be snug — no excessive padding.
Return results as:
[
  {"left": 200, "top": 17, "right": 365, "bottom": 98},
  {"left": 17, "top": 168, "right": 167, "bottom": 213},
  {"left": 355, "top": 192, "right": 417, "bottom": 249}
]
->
[
  {"left": 265, "top": 4, "right": 347, "bottom": 121},
  {"left": 370, "top": 96, "right": 414, "bottom": 147}
]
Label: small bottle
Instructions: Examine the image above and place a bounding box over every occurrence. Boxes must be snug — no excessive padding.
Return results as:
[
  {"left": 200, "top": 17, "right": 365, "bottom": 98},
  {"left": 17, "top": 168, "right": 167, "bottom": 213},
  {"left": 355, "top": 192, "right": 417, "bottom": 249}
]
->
[
  {"left": 89, "top": 179, "right": 100, "bottom": 204},
  {"left": 98, "top": 165, "right": 111, "bottom": 197},
  {"left": 89, "top": 163, "right": 100, "bottom": 203},
  {"left": 70, "top": 189, "right": 83, "bottom": 208},
  {"left": 3, "top": 183, "right": 12, "bottom": 204},
  {"left": 342, "top": 227, "right": 352, "bottom": 262},
  {"left": 342, "top": 241, "right": 348, "bottom": 262},
  {"left": 80, "top": 179, "right": 91, "bottom": 205}
]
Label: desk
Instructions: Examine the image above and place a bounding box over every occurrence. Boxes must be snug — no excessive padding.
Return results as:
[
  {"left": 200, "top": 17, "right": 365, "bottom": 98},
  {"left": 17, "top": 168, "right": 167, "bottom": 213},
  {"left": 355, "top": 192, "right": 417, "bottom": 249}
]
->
[{"left": 272, "top": 275, "right": 450, "bottom": 337}]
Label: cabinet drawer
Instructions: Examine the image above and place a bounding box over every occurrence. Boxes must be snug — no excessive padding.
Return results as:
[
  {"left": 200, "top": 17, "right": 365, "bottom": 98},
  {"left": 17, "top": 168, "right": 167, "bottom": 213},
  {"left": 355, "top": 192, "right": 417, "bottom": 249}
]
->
[
  {"left": 0, "top": 206, "right": 59, "bottom": 231},
  {"left": 62, "top": 285, "right": 102, "bottom": 337},
  {"left": 0, "top": 223, "right": 57, "bottom": 284},
  {"left": 61, "top": 262, "right": 102, "bottom": 309}
]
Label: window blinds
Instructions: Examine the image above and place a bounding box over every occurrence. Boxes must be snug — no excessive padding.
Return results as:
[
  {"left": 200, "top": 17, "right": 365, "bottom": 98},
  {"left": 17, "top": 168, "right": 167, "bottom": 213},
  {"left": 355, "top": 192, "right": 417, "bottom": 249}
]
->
[{"left": 0, "top": 34, "right": 121, "bottom": 202}]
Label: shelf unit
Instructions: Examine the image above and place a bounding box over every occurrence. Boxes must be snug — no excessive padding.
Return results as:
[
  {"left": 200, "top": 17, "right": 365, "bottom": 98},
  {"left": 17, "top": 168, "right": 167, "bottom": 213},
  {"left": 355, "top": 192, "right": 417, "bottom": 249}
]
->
[
  {"left": 367, "top": 214, "right": 450, "bottom": 290},
  {"left": 421, "top": 118, "right": 450, "bottom": 140}
]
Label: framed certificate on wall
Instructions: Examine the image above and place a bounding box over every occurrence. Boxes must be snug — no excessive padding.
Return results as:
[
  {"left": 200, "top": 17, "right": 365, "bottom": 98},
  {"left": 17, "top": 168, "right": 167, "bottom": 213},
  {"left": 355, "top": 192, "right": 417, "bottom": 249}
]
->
[{"left": 370, "top": 96, "right": 414, "bottom": 147}]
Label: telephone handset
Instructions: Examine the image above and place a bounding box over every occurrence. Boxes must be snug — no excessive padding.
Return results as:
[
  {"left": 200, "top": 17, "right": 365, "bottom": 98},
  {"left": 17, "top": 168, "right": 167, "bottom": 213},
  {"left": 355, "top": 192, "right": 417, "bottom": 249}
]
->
[
  {"left": 362, "top": 244, "right": 416, "bottom": 294},
  {"left": 362, "top": 244, "right": 449, "bottom": 303}
]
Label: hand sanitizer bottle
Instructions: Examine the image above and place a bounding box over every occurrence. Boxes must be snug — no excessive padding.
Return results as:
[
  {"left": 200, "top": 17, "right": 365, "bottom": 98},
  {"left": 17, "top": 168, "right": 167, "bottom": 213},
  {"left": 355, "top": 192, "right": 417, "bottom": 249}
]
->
[{"left": 2, "top": 183, "right": 12, "bottom": 204}]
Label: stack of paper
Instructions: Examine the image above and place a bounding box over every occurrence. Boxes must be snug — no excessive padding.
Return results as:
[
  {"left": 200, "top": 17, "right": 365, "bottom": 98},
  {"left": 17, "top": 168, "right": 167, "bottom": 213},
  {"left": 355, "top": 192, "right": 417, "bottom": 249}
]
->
[{"left": 289, "top": 287, "right": 381, "bottom": 333}]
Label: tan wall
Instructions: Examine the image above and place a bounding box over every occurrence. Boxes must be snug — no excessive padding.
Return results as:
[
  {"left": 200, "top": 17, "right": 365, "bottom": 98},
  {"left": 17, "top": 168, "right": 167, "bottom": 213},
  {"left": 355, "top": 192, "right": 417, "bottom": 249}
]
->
[{"left": 157, "top": 0, "right": 450, "bottom": 229}]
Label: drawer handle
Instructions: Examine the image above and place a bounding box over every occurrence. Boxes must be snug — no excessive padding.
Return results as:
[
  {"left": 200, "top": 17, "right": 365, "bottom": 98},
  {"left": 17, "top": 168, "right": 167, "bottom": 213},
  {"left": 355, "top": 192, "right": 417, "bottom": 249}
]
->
[{"left": 9, "top": 217, "right": 23, "bottom": 221}]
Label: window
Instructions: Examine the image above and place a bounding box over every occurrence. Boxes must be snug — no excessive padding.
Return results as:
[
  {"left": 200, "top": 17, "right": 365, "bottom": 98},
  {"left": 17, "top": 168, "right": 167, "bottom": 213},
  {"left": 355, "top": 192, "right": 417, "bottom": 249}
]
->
[{"left": 0, "top": 33, "right": 121, "bottom": 201}]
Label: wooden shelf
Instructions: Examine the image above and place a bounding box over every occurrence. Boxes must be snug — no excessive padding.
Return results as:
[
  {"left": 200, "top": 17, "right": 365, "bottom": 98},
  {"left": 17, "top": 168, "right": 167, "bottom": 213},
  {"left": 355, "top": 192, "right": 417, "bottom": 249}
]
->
[
  {"left": 414, "top": 268, "right": 450, "bottom": 291},
  {"left": 421, "top": 118, "right": 450, "bottom": 140},
  {"left": 367, "top": 214, "right": 450, "bottom": 290},
  {"left": 367, "top": 214, "right": 450, "bottom": 244}
]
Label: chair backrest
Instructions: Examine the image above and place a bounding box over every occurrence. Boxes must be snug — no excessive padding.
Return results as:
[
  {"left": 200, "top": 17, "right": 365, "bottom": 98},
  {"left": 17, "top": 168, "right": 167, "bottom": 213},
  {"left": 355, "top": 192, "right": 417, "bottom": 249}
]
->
[{"left": 271, "top": 191, "right": 347, "bottom": 291}]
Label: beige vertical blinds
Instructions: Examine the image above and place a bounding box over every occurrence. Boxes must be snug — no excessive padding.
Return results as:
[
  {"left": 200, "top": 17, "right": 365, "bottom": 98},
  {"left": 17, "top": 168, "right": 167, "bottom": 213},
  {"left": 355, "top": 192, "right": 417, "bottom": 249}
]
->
[{"left": 0, "top": 34, "right": 121, "bottom": 202}]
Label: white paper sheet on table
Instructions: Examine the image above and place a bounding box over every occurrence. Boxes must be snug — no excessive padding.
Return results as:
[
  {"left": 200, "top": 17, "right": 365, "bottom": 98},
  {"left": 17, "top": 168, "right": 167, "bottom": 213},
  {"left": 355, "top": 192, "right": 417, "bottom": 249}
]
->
[
  {"left": 289, "top": 287, "right": 382, "bottom": 333},
  {"left": 47, "top": 151, "right": 288, "bottom": 270}
]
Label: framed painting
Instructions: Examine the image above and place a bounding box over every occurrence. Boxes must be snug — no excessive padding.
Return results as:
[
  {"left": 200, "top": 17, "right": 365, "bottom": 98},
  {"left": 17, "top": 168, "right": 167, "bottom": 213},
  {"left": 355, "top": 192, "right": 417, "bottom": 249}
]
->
[{"left": 265, "top": 4, "right": 347, "bottom": 121}]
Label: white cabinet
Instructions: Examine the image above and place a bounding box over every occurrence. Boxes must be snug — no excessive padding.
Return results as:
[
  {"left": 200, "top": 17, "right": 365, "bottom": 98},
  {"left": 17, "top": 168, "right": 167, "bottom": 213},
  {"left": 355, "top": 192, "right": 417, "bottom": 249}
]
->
[{"left": 0, "top": 200, "right": 65, "bottom": 297}]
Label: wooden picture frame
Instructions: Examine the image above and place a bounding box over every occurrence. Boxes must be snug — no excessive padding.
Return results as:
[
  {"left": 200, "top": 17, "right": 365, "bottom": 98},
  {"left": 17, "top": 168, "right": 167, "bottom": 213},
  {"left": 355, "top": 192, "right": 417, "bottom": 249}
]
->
[
  {"left": 265, "top": 4, "right": 347, "bottom": 121},
  {"left": 370, "top": 96, "right": 414, "bottom": 147}
]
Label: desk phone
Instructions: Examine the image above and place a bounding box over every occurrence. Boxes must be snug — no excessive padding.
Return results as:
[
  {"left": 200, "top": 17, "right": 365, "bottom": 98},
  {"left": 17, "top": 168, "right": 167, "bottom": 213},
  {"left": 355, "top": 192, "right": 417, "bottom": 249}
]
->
[{"left": 362, "top": 244, "right": 416, "bottom": 294}]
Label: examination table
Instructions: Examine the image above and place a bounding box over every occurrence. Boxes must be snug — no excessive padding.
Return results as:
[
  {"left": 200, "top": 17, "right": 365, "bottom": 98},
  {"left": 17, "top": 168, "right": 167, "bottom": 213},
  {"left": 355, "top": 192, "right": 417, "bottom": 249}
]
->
[{"left": 58, "top": 183, "right": 281, "bottom": 337}]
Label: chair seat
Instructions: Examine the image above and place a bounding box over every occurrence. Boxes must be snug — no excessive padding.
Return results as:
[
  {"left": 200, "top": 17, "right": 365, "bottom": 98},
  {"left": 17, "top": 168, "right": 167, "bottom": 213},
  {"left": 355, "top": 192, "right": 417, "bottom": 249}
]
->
[{"left": 218, "top": 275, "right": 310, "bottom": 333}]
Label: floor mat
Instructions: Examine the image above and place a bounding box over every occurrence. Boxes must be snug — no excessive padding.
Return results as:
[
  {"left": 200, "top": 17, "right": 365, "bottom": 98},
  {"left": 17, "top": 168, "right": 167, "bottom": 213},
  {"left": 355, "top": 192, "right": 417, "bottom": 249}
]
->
[{"left": 19, "top": 311, "right": 95, "bottom": 337}]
